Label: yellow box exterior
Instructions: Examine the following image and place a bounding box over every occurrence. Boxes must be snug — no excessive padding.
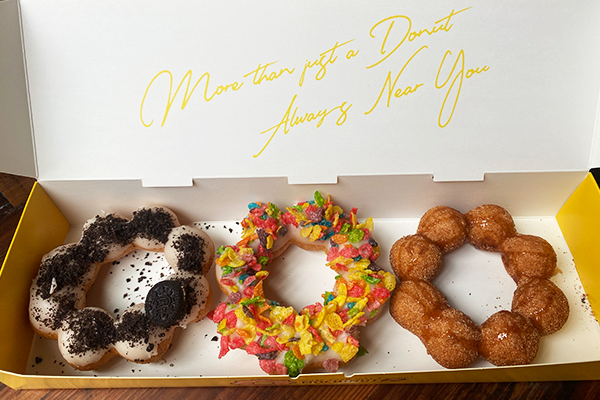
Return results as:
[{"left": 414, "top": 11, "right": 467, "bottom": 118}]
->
[
  {"left": 2, "top": 361, "right": 600, "bottom": 389},
  {"left": 1, "top": 177, "right": 600, "bottom": 389},
  {"left": 0, "top": 183, "right": 69, "bottom": 376}
]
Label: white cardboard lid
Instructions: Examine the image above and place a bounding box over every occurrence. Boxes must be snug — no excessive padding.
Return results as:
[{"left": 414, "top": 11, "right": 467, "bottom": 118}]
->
[
  {"left": 0, "top": 0, "right": 35, "bottom": 178},
  {"left": 6, "top": 0, "right": 600, "bottom": 184}
]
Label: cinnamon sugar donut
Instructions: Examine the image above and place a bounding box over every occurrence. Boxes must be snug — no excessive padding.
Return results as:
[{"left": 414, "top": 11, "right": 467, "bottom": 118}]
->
[
  {"left": 417, "top": 206, "right": 468, "bottom": 253},
  {"left": 512, "top": 277, "right": 569, "bottom": 336},
  {"left": 389, "top": 204, "right": 569, "bottom": 369},
  {"left": 389, "top": 280, "right": 448, "bottom": 337},
  {"left": 500, "top": 235, "right": 557, "bottom": 283},
  {"left": 389, "top": 235, "right": 442, "bottom": 281},
  {"left": 29, "top": 206, "right": 214, "bottom": 370},
  {"left": 465, "top": 204, "right": 517, "bottom": 251},
  {"left": 479, "top": 310, "right": 540, "bottom": 366},
  {"left": 424, "top": 307, "right": 481, "bottom": 369}
]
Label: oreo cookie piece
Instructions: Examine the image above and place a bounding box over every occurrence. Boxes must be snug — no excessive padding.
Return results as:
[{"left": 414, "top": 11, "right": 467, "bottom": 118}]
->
[{"left": 145, "top": 280, "right": 186, "bottom": 327}]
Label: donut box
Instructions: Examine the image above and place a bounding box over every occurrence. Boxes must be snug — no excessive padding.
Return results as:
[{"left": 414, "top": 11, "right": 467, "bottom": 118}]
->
[{"left": 1, "top": 0, "right": 600, "bottom": 389}]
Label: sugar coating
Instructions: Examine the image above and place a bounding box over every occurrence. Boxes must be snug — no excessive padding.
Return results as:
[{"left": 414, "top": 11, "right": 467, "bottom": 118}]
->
[
  {"left": 424, "top": 308, "right": 481, "bottom": 369},
  {"left": 389, "top": 235, "right": 442, "bottom": 281},
  {"left": 512, "top": 277, "right": 570, "bottom": 336},
  {"left": 389, "top": 280, "right": 449, "bottom": 337},
  {"left": 417, "top": 206, "right": 467, "bottom": 253},
  {"left": 465, "top": 204, "right": 517, "bottom": 251},
  {"left": 500, "top": 234, "right": 557, "bottom": 283},
  {"left": 480, "top": 310, "right": 540, "bottom": 366}
]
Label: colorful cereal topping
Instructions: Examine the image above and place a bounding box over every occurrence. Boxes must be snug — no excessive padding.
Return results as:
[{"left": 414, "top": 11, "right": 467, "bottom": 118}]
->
[{"left": 209, "top": 192, "right": 396, "bottom": 376}]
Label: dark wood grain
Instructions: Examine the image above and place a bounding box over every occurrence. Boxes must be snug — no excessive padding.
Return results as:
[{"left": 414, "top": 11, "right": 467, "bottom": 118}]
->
[
  {"left": 0, "top": 173, "right": 35, "bottom": 262},
  {"left": 1, "top": 381, "right": 600, "bottom": 400},
  {"left": 1, "top": 172, "right": 599, "bottom": 399}
]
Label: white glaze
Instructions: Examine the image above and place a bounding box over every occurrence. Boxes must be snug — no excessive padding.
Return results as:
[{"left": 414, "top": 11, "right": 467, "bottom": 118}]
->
[{"left": 165, "top": 226, "right": 215, "bottom": 272}]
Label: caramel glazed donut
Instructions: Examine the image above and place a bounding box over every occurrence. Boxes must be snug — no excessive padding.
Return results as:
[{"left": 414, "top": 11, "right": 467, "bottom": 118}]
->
[
  {"left": 389, "top": 205, "right": 569, "bottom": 369},
  {"left": 29, "top": 206, "right": 214, "bottom": 371},
  {"left": 209, "top": 192, "right": 396, "bottom": 377}
]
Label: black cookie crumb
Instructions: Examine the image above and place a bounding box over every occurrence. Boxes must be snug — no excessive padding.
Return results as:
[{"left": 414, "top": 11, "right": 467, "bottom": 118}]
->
[
  {"left": 80, "top": 214, "right": 131, "bottom": 262},
  {"left": 36, "top": 246, "right": 95, "bottom": 299},
  {"left": 64, "top": 309, "right": 117, "bottom": 354},
  {"left": 129, "top": 208, "right": 176, "bottom": 244},
  {"left": 116, "top": 310, "right": 149, "bottom": 346},
  {"left": 172, "top": 233, "right": 207, "bottom": 274}
]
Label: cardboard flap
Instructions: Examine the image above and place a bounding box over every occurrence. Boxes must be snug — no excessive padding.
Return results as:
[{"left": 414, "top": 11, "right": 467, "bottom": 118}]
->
[
  {"left": 591, "top": 98, "right": 600, "bottom": 169},
  {"left": 16, "top": 1, "right": 600, "bottom": 184},
  {"left": 0, "top": 0, "right": 35, "bottom": 178}
]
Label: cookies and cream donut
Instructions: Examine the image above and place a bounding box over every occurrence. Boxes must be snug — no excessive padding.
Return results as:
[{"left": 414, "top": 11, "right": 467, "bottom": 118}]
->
[
  {"left": 389, "top": 205, "right": 569, "bottom": 368},
  {"left": 209, "top": 192, "right": 396, "bottom": 377},
  {"left": 29, "top": 206, "right": 213, "bottom": 370}
]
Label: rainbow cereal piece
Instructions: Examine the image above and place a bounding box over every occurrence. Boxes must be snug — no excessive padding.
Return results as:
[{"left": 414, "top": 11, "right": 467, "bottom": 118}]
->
[{"left": 209, "top": 192, "right": 396, "bottom": 377}]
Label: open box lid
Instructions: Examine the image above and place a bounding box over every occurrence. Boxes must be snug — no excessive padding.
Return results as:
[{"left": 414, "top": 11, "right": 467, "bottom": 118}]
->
[
  {"left": 0, "top": 0, "right": 35, "bottom": 178},
  {"left": 2, "top": 1, "right": 600, "bottom": 185}
]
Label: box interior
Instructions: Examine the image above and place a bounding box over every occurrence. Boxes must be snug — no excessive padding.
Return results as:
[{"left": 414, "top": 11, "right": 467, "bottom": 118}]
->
[
  {"left": 38, "top": 171, "right": 589, "bottom": 224},
  {"left": 0, "top": 174, "right": 596, "bottom": 381},
  {"left": 23, "top": 209, "right": 600, "bottom": 378}
]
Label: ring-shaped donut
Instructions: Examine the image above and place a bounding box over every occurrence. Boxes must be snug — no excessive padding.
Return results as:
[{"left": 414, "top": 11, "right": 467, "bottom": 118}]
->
[
  {"left": 209, "top": 192, "right": 397, "bottom": 377},
  {"left": 29, "top": 206, "right": 214, "bottom": 370},
  {"left": 389, "top": 205, "right": 569, "bottom": 368}
]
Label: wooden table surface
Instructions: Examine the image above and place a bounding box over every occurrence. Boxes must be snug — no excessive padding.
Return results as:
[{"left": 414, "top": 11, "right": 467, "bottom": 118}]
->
[{"left": 1, "top": 172, "right": 599, "bottom": 400}]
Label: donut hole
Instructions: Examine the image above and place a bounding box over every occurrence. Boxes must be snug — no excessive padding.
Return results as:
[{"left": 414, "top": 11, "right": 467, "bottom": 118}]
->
[
  {"left": 85, "top": 249, "right": 175, "bottom": 320},
  {"left": 262, "top": 244, "right": 338, "bottom": 312},
  {"left": 431, "top": 245, "right": 516, "bottom": 326}
]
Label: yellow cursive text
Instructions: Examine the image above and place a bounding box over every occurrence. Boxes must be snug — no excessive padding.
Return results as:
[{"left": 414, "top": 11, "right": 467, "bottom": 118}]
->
[
  {"left": 299, "top": 39, "right": 356, "bottom": 87},
  {"left": 254, "top": 94, "right": 352, "bottom": 157},
  {"left": 364, "top": 45, "right": 427, "bottom": 115},
  {"left": 367, "top": 7, "right": 472, "bottom": 69},
  {"left": 140, "top": 70, "right": 243, "bottom": 127},
  {"left": 435, "top": 49, "right": 489, "bottom": 128},
  {"left": 243, "top": 61, "right": 295, "bottom": 85}
]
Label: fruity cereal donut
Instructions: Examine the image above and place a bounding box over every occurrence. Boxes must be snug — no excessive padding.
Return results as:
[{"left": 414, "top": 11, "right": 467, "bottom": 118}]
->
[
  {"left": 389, "top": 205, "right": 569, "bottom": 368},
  {"left": 29, "top": 206, "right": 214, "bottom": 370},
  {"left": 209, "top": 192, "right": 396, "bottom": 377}
]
